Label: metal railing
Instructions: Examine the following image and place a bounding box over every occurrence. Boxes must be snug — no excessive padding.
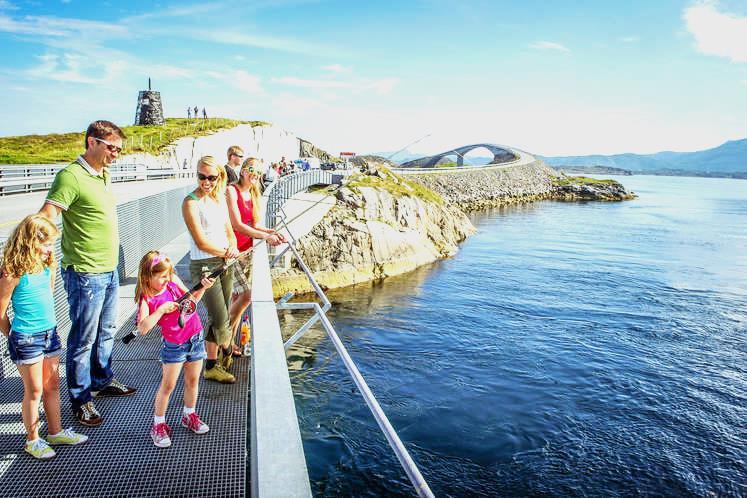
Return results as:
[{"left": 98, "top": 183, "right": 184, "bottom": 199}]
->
[
  {"left": 263, "top": 169, "right": 350, "bottom": 228},
  {"left": 0, "top": 162, "right": 195, "bottom": 196},
  {"left": 0, "top": 184, "right": 194, "bottom": 381},
  {"left": 263, "top": 203, "right": 435, "bottom": 497}
]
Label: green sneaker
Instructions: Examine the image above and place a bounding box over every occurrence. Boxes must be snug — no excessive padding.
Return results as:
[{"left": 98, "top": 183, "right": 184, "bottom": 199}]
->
[
  {"left": 204, "top": 364, "right": 235, "bottom": 384},
  {"left": 48, "top": 427, "right": 89, "bottom": 446},
  {"left": 25, "top": 439, "right": 56, "bottom": 460}
]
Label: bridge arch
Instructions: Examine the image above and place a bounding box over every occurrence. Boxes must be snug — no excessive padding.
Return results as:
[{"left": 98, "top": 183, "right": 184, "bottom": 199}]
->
[{"left": 400, "top": 143, "right": 517, "bottom": 168}]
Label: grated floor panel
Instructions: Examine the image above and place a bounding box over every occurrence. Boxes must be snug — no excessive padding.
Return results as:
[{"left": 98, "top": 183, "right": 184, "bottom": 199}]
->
[{"left": 0, "top": 260, "right": 250, "bottom": 498}]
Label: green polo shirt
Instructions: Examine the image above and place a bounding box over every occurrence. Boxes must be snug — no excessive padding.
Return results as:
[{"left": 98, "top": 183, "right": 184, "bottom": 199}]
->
[{"left": 46, "top": 159, "right": 119, "bottom": 273}]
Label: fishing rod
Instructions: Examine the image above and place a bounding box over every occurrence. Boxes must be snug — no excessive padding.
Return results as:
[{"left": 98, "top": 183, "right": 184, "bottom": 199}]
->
[{"left": 122, "top": 190, "right": 336, "bottom": 344}]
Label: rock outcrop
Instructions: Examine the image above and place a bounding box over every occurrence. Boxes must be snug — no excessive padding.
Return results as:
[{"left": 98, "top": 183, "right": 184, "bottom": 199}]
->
[
  {"left": 401, "top": 160, "right": 558, "bottom": 210},
  {"left": 271, "top": 184, "right": 475, "bottom": 296},
  {"left": 551, "top": 178, "right": 636, "bottom": 201}
]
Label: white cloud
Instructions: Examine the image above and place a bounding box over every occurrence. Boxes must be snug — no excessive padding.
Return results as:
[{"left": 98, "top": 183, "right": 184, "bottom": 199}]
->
[
  {"left": 322, "top": 64, "right": 350, "bottom": 74},
  {"left": 273, "top": 75, "right": 399, "bottom": 95},
  {"left": 0, "top": 14, "right": 127, "bottom": 37},
  {"left": 273, "top": 76, "right": 350, "bottom": 89},
  {"left": 684, "top": 0, "right": 747, "bottom": 62},
  {"left": 619, "top": 35, "right": 639, "bottom": 43},
  {"left": 234, "top": 70, "right": 263, "bottom": 93},
  {"left": 529, "top": 40, "right": 570, "bottom": 52},
  {"left": 25, "top": 52, "right": 127, "bottom": 84}
]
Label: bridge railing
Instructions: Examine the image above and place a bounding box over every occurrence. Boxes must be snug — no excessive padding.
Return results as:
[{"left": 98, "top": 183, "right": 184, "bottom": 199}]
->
[
  {"left": 263, "top": 169, "right": 351, "bottom": 228},
  {"left": 0, "top": 163, "right": 195, "bottom": 196}
]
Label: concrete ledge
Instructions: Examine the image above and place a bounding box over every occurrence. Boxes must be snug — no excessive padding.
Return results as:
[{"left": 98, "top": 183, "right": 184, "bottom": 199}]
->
[{"left": 251, "top": 233, "right": 311, "bottom": 498}]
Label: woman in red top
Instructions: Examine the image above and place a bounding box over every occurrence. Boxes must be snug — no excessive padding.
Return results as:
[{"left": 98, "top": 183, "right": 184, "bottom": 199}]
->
[{"left": 226, "top": 158, "right": 283, "bottom": 351}]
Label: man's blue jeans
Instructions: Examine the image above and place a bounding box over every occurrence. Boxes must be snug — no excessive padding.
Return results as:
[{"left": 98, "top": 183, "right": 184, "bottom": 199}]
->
[{"left": 62, "top": 267, "right": 118, "bottom": 411}]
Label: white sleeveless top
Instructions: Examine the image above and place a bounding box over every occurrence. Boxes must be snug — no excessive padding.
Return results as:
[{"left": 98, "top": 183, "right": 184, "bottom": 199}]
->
[{"left": 187, "top": 192, "right": 230, "bottom": 260}]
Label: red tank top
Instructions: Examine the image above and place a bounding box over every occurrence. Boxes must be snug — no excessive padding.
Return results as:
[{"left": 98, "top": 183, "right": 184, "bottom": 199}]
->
[{"left": 230, "top": 184, "right": 255, "bottom": 251}]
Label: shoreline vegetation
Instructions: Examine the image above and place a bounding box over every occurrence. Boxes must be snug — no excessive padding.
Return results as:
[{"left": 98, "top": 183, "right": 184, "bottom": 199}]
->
[{"left": 0, "top": 118, "right": 270, "bottom": 164}]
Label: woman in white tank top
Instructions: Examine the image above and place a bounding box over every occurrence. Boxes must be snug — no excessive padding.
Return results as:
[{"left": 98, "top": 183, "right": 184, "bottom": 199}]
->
[{"left": 182, "top": 156, "right": 239, "bottom": 384}]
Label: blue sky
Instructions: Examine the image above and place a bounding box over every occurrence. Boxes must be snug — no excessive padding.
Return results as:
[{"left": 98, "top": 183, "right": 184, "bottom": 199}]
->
[{"left": 0, "top": 0, "right": 745, "bottom": 156}]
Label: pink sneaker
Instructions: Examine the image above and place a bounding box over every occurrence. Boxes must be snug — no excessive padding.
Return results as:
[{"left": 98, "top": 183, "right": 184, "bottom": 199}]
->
[
  {"left": 181, "top": 412, "right": 210, "bottom": 434},
  {"left": 150, "top": 422, "right": 172, "bottom": 448}
]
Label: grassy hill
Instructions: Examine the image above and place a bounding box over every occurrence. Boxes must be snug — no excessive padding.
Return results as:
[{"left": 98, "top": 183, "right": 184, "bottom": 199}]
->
[{"left": 0, "top": 118, "right": 269, "bottom": 164}]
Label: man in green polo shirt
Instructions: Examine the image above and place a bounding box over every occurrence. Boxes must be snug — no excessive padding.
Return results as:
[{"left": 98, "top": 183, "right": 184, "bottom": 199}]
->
[{"left": 39, "top": 120, "right": 136, "bottom": 427}]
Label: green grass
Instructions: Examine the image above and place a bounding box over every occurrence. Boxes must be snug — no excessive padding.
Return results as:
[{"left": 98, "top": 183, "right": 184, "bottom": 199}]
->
[
  {"left": 0, "top": 118, "right": 270, "bottom": 164},
  {"left": 347, "top": 166, "right": 444, "bottom": 205},
  {"left": 551, "top": 175, "right": 618, "bottom": 187}
]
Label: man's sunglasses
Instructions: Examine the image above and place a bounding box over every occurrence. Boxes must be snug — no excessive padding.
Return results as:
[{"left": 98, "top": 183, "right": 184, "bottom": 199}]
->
[
  {"left": 93, "top": 137, "right": 122, "bottom": 154},
  {"left": 197, "top": 173, "right": 219, "bottom": 182}
]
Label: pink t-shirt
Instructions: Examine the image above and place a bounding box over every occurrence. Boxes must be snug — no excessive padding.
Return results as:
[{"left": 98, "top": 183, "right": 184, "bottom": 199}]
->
[{"left": 140, "top": 281, "right": 202, "bottom": 344}]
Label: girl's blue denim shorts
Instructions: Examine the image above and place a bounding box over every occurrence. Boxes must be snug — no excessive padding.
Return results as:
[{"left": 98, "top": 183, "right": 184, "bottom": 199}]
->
[
  {"left": 160, "top": 330, "right": 207, "bottom": 364},
  {"left": 7, "top": 327, "right": 62, "bottom": 365}
]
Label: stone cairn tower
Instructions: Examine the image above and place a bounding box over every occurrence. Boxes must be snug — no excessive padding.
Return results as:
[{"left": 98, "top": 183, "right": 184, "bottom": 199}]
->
[{"left": 134, "top": 78, "right": 164, "bottom": 125}]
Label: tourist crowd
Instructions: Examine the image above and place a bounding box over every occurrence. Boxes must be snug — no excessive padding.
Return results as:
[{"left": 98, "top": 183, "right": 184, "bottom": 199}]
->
[{"left": 0, "top": 120, "right": 287, "bottom": 458}]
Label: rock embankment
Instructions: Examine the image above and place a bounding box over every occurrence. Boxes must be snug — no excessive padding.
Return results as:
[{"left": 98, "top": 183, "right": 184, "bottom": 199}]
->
[
  {"left": 401, "top": 160, "right": 558, "bottom": 210},
  {"left": 271, "top": 183, "right": 475, "bottom": 296}
]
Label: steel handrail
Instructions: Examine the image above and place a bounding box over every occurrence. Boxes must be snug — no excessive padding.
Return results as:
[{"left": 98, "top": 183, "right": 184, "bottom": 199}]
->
[{"left": 271, "top": 202, "right": 435, "bottom": 498}]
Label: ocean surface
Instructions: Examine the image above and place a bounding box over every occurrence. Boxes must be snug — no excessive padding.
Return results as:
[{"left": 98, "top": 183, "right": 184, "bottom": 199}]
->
[{"left": 280, "top": 175, "right": 747, "bottom": 497}]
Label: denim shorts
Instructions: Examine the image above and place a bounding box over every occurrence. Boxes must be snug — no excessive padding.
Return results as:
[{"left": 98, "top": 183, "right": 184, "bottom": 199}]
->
[
  {"left": 160, "top": 331, "right": 207, "bottom": 364},
  {"left": 7, "top": 327, "right": 62, "bottom": 365}
]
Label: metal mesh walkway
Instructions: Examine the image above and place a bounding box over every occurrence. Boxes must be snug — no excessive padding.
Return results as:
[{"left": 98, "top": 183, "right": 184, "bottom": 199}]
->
[{"left": 0, "top": 256, "right": 249, "bottom": 498}]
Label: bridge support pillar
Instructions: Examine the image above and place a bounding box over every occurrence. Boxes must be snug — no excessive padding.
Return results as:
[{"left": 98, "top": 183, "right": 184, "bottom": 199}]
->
[{"left": 457, "top": 156, "right": 464, "bottom": 167}]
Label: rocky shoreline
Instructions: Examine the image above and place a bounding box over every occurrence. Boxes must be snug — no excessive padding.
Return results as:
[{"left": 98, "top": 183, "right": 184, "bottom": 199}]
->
[{"left": 271, "top": 158, "right": 635, "bottom": 296}]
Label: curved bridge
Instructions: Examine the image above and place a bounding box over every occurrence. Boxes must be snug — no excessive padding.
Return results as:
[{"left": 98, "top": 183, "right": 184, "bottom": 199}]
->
[{"left": 400, "top": 143, "right": 518, "bottom": 168}]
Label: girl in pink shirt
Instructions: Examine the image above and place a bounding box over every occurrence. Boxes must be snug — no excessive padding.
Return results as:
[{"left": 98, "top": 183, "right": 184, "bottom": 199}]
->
[{"left": 133, "top": 250, "right": 214, "bottom": 448}]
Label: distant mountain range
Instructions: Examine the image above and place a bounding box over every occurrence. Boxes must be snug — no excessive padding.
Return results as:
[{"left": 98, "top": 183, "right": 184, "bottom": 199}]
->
[
  {"left": 370, "top": 139, "right": 746, "bottom": 177},
  {"left": 541, "top": 138, "right": 747, "bottom": 176}
]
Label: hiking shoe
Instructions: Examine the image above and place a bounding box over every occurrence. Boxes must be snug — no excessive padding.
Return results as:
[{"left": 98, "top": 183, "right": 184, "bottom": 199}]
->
[
  {"left": 25, "top": 439, "right": 56, "bottom": 460},
  {"left": 204, "top": 364, "right": 235, "bottom": 384},
  {"left": 93, "top": 378, "right": 137, "bottom": 398},
  {"left": 151, "top": 422, "right": 172, "bottom": 448},
  {"left": 47, "top": 427, "right": 89, "bottom": 446},
  {"left": 221, "top": 348, "right": 234, "bottom": 371},
  {"left": 75, "top": 401, "right": 103, "bottom": 427},
  {"left": 181, "top": 412, "right": 210, "bottom": 434}
]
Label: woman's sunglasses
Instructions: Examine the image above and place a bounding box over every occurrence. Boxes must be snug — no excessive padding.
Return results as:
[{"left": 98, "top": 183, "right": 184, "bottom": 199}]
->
[{"left": 197, "top": 173, "right": 219, "bottom": 182}]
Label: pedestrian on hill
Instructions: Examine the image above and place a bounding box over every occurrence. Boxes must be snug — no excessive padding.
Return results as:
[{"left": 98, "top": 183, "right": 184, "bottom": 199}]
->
[
  {"left": 202, "top": 108, "right": 207, "bottom": 119},
  {"left": 182, "top": 156, "right": 238, "bottom": 384},
  {"left": 39, "top": 120, "right": 136, "bottom": 428},
  {"left": 0, "top": 215, "right": 89, "bottom": 459},
  {"left": 194, "top": 106, "right": 198, "bottom": 119},
  {"left": 187, "top": 107, "right": 192, "bottom": 120},
  {"left": 224, "top": 145, "right": 244, "bottom": 184},
  {"left": 132, "top": 251, "right": 215, "bottom": 448},
  {"left": 226, "top": 158, "right": 284, "bottom": 354}
]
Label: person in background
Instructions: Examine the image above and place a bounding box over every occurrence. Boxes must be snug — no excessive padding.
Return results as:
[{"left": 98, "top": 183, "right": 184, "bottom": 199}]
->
[
  {"left": 39, "top": 120, "right": 136, "bottom": 428},
  {"left": 182, "top": 156, "right": 238, "bottom": 383},
  {"left": 263, "top": 159, "right": 276, "bottom": 186},
  {"left": 132, "top": 251, "right": 214, "bottom": 448},
  {"left": 224, "top": 146, "right": 244, "bottom": 185},
  {"left": 0, "top": 215, "right": 89, "bottom": 459},
  {"left": 225, "top": 158, "right": 284, "bottom": 354},
  {"left": 187, "top": 107, "right": 192, "bottom": 120}
]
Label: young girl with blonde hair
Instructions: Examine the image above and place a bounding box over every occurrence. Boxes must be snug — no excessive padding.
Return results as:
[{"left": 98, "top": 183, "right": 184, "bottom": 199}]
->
[
  {"left": 0, "top": 214, "right": 88, "bottom": 459},
  {"left": 133, "top": 250, "right": 214, "bottom": 448}
]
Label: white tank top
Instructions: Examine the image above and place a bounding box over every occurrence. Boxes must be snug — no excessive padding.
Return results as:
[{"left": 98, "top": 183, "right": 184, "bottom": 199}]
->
[{"left": 186, "top": 192, "right": 230, "bottom": 260}]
